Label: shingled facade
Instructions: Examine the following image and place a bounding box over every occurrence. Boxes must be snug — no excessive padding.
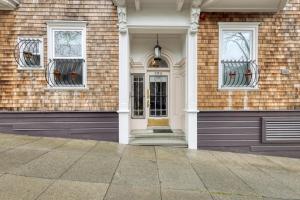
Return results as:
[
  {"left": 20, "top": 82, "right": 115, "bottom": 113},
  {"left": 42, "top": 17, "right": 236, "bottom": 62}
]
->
[{"left": 0, "top": 0, "right": 299, "bottom": 151}]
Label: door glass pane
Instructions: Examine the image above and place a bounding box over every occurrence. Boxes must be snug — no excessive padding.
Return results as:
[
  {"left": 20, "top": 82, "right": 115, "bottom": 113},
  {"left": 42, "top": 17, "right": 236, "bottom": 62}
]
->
[
  {"left": 149, "top": 76, "right": 167, "bottom": 117},
  {"left": 131, "top": 74, "right": 144, "bottom": 118}
]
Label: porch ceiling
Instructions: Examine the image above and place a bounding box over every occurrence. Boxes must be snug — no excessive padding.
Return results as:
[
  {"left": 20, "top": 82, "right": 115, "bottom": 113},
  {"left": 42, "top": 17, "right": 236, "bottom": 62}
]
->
[
  {"left": 0, "top": 0, "right": 19, "bottom": 10},
  {"left": 114, "top": 0, "right": 288, "bottom": 12}
]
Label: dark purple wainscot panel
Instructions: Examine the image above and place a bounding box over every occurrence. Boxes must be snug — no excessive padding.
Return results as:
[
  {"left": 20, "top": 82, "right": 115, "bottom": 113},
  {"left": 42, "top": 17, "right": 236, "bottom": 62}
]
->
[
  {"left": 0, "top": 112, "right": 118, "bottom": 142},
  {"left": 198, "top": 111, "right": 300, "bottom": 152}
]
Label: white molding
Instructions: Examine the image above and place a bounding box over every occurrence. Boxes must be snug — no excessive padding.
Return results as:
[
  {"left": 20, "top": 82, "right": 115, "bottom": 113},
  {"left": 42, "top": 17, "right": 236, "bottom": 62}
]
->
[
  {"left": 117, "top": 6, "right": 127, "bottom": 33},
  {"left": 186, "top": 15, "right": 199, "bottom": 149},
  {"left": 177, "top": 0, "right": 185, "bottom": 11},
  {"left": 190, "top": 7, "right": 201, "bottom": 34},
  {"left": 135, "top": 0, "right": 141, "bottom": 11},
  {"left": 118, "top": 29, "right": 130, "bottom": 144},
  {"left": 0, "top": 0, "right": 19, "bottom": 10},
  {"left": 46, "top": 21, "right": 88, "bottom": 27},
  {"left": 47, "top": 21, "right": 87, "bottom": 89},
  {"left": 218, "top": 22, "right": 259, "bottom": 90},
  {"left": 278, "top": 0, "right": 288, "bottom": 10}
]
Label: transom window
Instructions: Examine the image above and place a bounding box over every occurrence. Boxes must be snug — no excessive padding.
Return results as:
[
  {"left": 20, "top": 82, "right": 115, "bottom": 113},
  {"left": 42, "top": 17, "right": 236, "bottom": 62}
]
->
[
  {"left": 219, "top": 23, "right": 259, "bottom": 89},
  {"left": 47, "top": 22, "right": 87, "bottom": 88}
]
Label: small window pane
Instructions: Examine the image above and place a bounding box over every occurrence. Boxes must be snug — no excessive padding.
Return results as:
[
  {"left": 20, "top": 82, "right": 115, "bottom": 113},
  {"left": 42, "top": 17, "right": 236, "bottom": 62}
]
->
[
  {"left": 52, "top": 59, "right": 83, "bottom": 86},
  {"left": 131, "top": 74, "right": 145, "bottom": 118},
  {"left": 54, "top": 31, "right": 82, "bottom": 58},
  {"left": 222, "top": 31, "right": 252, "bottom": 61}
]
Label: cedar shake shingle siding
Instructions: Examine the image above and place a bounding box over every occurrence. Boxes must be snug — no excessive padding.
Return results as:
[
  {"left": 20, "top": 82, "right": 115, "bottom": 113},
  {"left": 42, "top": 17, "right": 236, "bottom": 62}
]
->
[
  {"left": 198, "top": 0, "right": 300, "bottom": 111},
  {"left": 0, "top": 0, "right": 119, "bottom": 111},
  {"left": 0, "top": 1, "right": 300, "bottom": 112}
]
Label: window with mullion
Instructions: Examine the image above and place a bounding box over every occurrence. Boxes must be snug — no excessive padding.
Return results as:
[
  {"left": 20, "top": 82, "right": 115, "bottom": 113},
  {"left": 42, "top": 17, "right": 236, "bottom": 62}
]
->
[
  {"left": 47, "top": 24, "right": 86, "bottom": 88},
  {"left": 219, "top": 23, "right": 259, "bottom": 89}
]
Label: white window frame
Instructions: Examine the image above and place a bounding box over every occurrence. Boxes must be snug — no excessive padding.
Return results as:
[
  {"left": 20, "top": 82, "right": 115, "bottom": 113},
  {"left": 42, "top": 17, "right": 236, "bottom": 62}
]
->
[
  {"left": 17, "top": 36, "right": 44, "bottom": 70},
  {"left": 47, "top": 21, "right": 87, "bottom": 89},
  {"left": 218, "top": 22, "right": 259, "bottom": 91}
]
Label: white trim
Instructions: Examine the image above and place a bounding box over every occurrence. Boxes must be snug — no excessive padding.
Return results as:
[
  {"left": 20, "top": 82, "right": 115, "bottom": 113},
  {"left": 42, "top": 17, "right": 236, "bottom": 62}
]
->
[
  {"left": 118, "top": 30, "right": 130, "bottom": 144},
  {"left": 47, "top": 21, "right": 87, "bottom": 89},
  {"left": 45, "top": 87, "right": 89, "bottom": 91},
  {"left": 17, "top": 36, "right": 44, "bottom": 70},
  {"left": 218, "top": 22, "right": 259, "bottom": 91},
  {"left": 46, "top": 21, "right": 88, "bottom": 27},
  {"left": 186, "top": 25, "right": 198, "bottom": 149}
]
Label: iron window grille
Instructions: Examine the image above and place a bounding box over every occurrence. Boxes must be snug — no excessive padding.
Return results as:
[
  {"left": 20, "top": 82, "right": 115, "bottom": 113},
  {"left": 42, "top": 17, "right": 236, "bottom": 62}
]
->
[
  {"left": 45, "top": 59, "right": 85, "bottom": 87},
  {"left": 14, "top": 38, "right": 43, "bottom": 68},
  {"left": 221, "top": 60, "right": 259, "bottom": 88}
]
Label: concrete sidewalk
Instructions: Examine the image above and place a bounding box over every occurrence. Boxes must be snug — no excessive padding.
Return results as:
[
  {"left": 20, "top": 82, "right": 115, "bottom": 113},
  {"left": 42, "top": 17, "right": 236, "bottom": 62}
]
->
[{"left": 0, "top": 133, "right": 299, "bottom": 200}]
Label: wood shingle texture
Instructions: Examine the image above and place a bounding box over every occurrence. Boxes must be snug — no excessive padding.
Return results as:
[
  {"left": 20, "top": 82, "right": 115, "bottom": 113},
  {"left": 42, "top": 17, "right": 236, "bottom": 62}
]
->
[
  {"left": 0, "top": 0, "right": 118, "bottom": 111},
  {"left": 198, "top": 0, "right": 300, "bottom": 111}
]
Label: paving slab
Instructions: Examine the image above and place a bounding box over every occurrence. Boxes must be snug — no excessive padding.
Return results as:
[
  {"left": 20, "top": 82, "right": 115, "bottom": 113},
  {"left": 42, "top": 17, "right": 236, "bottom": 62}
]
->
[
  {"left": 0, "top": 147, "right": 47, "bottom": 173},
  {"left": 155, "top": 146, "right": 190, "bottom": 164},
  {"left": 112, "top": 157, "right": 160, "bottom": 187},
  {"left": 157, "top": 160, "right": 207, "bottom": 191},
  {"left": 54, "top": 139, "right": 97, "bottom": 153},
  {"left": 20, "top": 137, "right": 68, "bottom": 151},
  {"left": 123, "top": 145, "right": 156, "bottom": 161},
  {"left": 104, "top": 184, "right": 161, "bottom": 200},
  {"left": 0, "top": 135, "right": 40, "bottom": 152},
  {"left": 212, "top": 193, "right": 263, "bottom": 200},
  {"left": 10, "top": 150, "right": 84, "bottom": 179},
  {"left": 241, "top": 154, "right": 300, "bottom": 195},
  {"left": 213, "top": 152, "right": 300, "bottom": 199},
  {"left": 264, "top": 155, "right": 300, "bottom": 172},
  {"left": 89, "top": 141, "right": 125, "bottom": 157},
  {"left": 0, "top": 174, "right": 52, "bottom": 200},
  {"left": 190, "top": 151, "right": 257, "bottom": 196},
  {"left": 61, "top": 154, "right": 120, "bottom": 183},
  {"left": 37, "top": 180, "right": 108, "bottom": 200},
  {"left": 162, "top": 189, "right": 213, "bottom": 200}
]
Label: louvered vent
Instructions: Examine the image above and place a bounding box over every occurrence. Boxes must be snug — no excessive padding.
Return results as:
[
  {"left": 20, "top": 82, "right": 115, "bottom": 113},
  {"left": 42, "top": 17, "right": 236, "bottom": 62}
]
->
[{"left": 262, "top": 117, "right": 300, "bottom": 143}]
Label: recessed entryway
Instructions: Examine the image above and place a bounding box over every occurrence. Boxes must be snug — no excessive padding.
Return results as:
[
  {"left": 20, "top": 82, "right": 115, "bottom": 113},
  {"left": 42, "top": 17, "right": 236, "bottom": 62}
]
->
[{"left": 128, "top": 32, "right": 186, "bottom": 146}]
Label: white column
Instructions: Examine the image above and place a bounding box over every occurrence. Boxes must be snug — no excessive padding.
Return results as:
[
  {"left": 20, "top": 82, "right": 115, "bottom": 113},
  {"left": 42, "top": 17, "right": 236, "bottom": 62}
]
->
[
  {"left": 186, "top": 7, "right": 200, "bottom": 149},
  {"left": 117, "top": 6, "right": 130, "bottom": 144}
]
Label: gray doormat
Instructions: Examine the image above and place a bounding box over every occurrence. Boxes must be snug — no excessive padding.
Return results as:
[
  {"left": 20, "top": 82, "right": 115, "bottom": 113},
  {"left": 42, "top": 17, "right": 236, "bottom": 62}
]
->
[{"left": 153, "top": 129, "right": 173, "bottom": 133}]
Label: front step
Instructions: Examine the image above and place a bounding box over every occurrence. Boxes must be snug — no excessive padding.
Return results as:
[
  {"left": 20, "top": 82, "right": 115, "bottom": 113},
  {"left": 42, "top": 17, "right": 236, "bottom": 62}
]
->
[{"left": 129, "top": 129, "right": 187, "bottom": 148}]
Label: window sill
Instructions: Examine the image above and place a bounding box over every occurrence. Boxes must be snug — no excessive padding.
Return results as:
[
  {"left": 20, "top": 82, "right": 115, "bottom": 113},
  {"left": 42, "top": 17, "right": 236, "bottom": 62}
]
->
[
  {"left": 45, "top": 86, "right": 89, "bottom": 91},
  {"left": 218, "top": 87, "right": 259, "bottom": 91},
  {"left": 17, "top": 67, "right": 44, "bottom": 71}
]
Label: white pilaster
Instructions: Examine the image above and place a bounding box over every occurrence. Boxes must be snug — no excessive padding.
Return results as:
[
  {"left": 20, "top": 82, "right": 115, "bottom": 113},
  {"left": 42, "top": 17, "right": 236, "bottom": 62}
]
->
[
  {"left": 186, "top": 7, "right": 200, "bottom": 149},
  {"left": 117, "top": 6, "right": 130, "bottom": 144}
]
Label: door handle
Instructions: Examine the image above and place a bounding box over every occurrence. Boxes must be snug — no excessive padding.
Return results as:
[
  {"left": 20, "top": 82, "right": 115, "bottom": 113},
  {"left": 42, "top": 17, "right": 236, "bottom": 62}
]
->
[{"left": 147, "top": 89, "right": 150, "bottom": 108}]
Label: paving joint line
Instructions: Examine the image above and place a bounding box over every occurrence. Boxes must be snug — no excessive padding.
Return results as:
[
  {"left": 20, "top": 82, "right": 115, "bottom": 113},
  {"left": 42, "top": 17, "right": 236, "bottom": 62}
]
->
[
  {"left": 154, "top": 146, "right": 163, "bottom": 200},
  {"left": 208, "top": 151, "right": 261, "bottom": 198},
  {"left": 236, "top": 153, "right": 300, "bottom": 198},
  {"left": 102, "top": 145, "right": 126, "bottom": 200},
  {"left": 0, "top": 137, "right": 43, "bottom": 154},
  {"left": 57, "top": 141, "right": 99, "bottom": 179},
  {"left": 187, "top": 156, "right": 216, "bottom": 200}
]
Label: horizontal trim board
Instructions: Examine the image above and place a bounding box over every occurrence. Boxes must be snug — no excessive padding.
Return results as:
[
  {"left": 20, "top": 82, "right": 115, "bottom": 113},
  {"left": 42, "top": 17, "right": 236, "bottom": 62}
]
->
[{"left": 0, "top": 112, "right": 118, "bottom": 142}]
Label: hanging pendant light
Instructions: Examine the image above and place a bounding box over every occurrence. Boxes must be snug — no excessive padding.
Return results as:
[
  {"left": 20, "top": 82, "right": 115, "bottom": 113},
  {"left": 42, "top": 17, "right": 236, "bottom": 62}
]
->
[{"left": 154, "top": 34, "right": 162, "bottom": 61}]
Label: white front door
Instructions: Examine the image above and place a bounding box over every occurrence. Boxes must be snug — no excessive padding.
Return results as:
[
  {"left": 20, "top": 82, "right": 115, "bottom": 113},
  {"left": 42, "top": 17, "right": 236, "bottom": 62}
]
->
[{"left": 146, "top": 71, "right": 170, "bottom": 127}]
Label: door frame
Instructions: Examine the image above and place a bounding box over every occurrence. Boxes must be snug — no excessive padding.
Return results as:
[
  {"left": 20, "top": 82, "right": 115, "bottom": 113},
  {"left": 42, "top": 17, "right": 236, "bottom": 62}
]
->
[{"left": 145, "top": 70, "right": 170, "bottom": 126}]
